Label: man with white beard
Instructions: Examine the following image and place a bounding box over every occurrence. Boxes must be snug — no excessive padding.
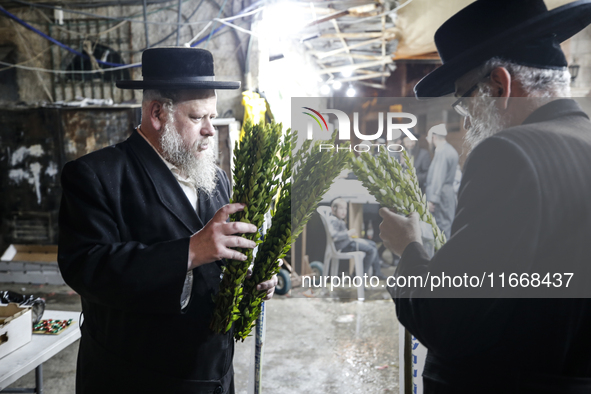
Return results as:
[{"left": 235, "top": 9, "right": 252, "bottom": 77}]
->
[
  {"left": 58, "top": 48, "right": 277, "bottom": 394},
  {"left": 379, "top": 0, "right": 591, "bottom": 392}
]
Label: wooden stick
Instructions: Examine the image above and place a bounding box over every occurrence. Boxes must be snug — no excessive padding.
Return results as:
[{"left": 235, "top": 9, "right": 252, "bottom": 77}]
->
[
  {"left": 358, "top": 81, "right": 388, "bottom": 90},
  {"left": 316, "top": 53, "right": 384, "bottom": 62},
  {"left": 316, "top": 31, "right": 393, "bottom": 40},
  {"left": 316, "top": 35, "right": 394, "bottom": 59},
  {"left": 331, "top": 71, "right": 390, "bottom": 83},
  {"left": 317, "top": 58, "right": 393, "bottom": 74},
  {"left": 330, "top": 19, "right": 354, "bottom": 66}
]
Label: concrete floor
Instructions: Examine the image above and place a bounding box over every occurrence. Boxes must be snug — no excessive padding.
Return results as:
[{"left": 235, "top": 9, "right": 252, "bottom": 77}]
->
[{"left": 2, "top": 273, "right": 400, "bottom": 394}]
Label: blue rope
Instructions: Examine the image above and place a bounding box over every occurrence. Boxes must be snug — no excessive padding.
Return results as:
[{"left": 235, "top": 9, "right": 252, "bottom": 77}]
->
[
  {"left": 1, "top": 1, "right": 264, "bottom": 67},
  {"left": 0, "top": 5, "right": 129, "bottom": 68},
  {"left": 205, "top": 0, "right": 229, "bottom": 48},
  {"left": 191, "top": 25, "right": 224, "bottom": 47},
  {"left": 196, "top": 0, "right": 263, "bottom": 48}
]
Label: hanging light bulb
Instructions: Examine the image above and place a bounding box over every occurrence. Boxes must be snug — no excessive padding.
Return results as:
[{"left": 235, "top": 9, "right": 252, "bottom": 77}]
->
[
  {"left": 320, "top": 84, "right": 331, "bottom": 95},
  {"left": 346, "top": 86, "right": 356, "bottom": 97},
  {"left": 332, "top": 81, "right": 342, "bottom": 90}
]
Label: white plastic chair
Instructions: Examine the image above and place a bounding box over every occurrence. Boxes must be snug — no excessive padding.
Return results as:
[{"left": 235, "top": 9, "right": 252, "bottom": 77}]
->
[{"left": 317, "top": 206, "right": 366, "bottom": 301}]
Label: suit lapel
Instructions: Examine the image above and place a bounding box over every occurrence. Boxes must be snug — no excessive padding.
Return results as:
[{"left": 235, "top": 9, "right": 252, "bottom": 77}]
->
[
  {"left": 197, "top": 190, "right": 217, "bottom": 225},
  {"left": 127, "top": 130, "right": 204, "bottom": 233}
]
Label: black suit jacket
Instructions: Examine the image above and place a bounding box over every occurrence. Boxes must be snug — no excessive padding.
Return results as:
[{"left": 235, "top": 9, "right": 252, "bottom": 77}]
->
[
  {"left": 393, "top": 99, "right": 591, "bottom": 393},
  {"left": 58, "top": 130, "right": 234, "bottom": 394}
]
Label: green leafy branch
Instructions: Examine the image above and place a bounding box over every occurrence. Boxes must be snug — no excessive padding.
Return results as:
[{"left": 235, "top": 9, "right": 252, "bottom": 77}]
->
[{"left": 350, "top": 148, "right": 446, "bottom": 251}]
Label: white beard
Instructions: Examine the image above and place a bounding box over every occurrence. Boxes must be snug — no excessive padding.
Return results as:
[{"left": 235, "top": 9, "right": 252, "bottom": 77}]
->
[
  {"left": 159, "top": 116, "right": 218, "bottom": 196},
  {"left": 465, "top": 86, "right": 509, "bottom": 151}
]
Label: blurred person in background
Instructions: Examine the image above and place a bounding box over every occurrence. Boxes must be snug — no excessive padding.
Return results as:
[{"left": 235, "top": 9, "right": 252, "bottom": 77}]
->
[
  {"left": 329, "top": 198, "right": 386, "bottom": 279},
  {"left": 401, "top": 131, "right": 431, "bottom": 192},
  {"left": 425, "top": 124, "right": 459, "bottom": 239}
]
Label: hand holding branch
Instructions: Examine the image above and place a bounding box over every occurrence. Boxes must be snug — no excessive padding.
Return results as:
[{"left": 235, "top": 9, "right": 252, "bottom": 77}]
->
[
  {"left": 379, "top": 209, "right": 423, "bottom": 257},
  {"left": 189, "top": 203, "right": 258, "bottom": 269}
]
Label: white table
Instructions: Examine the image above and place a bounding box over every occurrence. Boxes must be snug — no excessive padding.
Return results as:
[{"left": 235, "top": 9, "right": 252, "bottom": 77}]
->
[{"left": 0, "top": 310, "right": 81, "bottom": 393}]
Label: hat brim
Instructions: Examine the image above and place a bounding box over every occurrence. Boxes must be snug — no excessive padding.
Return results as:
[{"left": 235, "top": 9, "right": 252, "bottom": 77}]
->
[
  {"left": 414, "top": 0, "right": 591, "bottom": 98},
  {"left": 116, "top": 80, "right": 241, "bottom": 90}
]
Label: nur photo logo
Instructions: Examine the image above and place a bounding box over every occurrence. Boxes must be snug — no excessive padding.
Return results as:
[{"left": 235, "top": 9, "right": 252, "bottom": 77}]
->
[{"left": 302, "top": 107, "right": 418, "bottom": 152}]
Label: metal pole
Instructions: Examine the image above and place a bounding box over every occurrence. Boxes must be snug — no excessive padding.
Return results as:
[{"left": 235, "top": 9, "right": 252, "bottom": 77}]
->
[
  {"left": 176, "top": 0, "right": 182, "bottom": 46},
  {"left": 249, "top": 212, "right": 271, "bottom": 394},
  {"left": 253, "top": 302, "right": 265, "bottom": 394},
  {"left": 404, "top": 329, "right": 412, "bottom": 394},
  {"left": 142, "top": 0, "right": 150, "bottom": 48},
  {"left": 35, "top": 365, "right": 43, "bottom": 394}
]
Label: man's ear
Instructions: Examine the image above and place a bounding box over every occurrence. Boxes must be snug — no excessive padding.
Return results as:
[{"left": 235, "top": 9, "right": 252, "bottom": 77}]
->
[
  {"left": 489, "top": 67, "right": 512, "bottom": 109},
  {"left": 148, "top": 101, "right": 165, "bottom": 131}
]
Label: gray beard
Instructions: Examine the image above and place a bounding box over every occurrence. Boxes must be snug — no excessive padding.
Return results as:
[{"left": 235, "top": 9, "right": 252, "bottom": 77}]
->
[
  {"left": 465, "top": 87, "right": 508, "bottom": 151},
  {"left": 159, "top": 116, "right": 218, "bottom": 196}
]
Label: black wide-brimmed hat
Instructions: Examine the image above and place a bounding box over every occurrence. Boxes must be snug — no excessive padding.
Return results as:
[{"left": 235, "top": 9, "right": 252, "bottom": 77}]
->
[
  {"left": 414, "top": 0, "right": 591, "bottom": 98},
  {"left": 116, "top": 47, "right": 240, "bottom": 90}
]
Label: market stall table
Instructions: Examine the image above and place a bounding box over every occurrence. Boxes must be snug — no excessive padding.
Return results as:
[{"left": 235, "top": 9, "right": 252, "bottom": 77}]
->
[{"left": 0, "top": 310, "right": 81, "bottom": 393}]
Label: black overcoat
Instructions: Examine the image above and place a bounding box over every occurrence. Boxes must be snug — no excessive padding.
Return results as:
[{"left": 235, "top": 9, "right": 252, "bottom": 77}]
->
[
  {"left": 58, "top": 130, "right": 234, "bottom": 394},
  {"left": 393, "top": 99, "right": 591, "bottom": 393}
]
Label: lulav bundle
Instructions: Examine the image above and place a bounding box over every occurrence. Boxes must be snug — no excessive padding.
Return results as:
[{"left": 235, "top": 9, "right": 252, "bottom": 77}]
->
[
  {"left": 350, "top": 148, "right": 446, "bottom": 251},
  {"left": 232, "top": 130, "right": 352, "bottom": 341},
  {"left": 233, "top": 138, "right": 292, "bottom": 341},
  {"left": 291, "top": 130, "right": 353, "bottom": 240},
  {"left": 210, "top": 120, "right": 287, "bottom": 334}
]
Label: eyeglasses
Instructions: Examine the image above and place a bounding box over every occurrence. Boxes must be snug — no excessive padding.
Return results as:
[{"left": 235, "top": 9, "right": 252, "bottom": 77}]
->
[{"left": 452, "top": 72, "right": 490, "bottom": 117}]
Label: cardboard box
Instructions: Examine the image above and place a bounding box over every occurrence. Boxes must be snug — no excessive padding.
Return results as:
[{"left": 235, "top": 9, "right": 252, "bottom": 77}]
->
[{"left": 0, "top": 303, "right": 32, "bottom": 359}]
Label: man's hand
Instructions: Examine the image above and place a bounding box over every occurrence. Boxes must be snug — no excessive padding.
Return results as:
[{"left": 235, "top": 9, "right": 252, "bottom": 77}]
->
[
  {"left": 379, "top": 209, "right": 422, "bottom": 257},
  {"left": 245, "top": 261, "right": 281, "bottom": 300},
  {"left": 188, "top": 203, "right": 258, "bottom": 270},
  {"left": 257, "top": 274, "right": 278, "bottom": 300},
  {"left": 428, "top": 201, "right": 436, "bottom": 213}
]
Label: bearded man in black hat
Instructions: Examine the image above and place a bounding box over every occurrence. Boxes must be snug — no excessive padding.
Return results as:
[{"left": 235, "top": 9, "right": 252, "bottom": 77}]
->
[
  {"left": 58, "top": 48, "right": 277, "bottom": 394},
  {"left": 379, "top": 0, "right": 591, "bottom": 392}
]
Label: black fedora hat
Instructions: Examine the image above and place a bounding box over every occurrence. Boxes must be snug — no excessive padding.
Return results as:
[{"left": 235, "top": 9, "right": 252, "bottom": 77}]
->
[
  {"left": 414, "top": 0, "right": 591, "bottom": 98},
  {"left": 116, "top": 47, "right": 240, "bottom": 90}
]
